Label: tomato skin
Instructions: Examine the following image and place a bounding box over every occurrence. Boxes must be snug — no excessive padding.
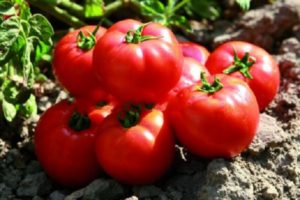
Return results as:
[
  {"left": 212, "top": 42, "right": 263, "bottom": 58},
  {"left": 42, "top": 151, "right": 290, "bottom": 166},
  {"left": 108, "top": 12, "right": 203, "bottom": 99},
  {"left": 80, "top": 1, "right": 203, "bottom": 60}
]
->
[
  {"left": 157, "top": 57, "right": 210, "bottom": 111},
  {"left": 34, "top": 100, "right": 114, "bottom": 187},
  {"left": 95, "top": 108, "right": 175, "bottom": 185},
  {"left": 167, "top": 74, "right": 259, "bottom": 158},
  {"left": 53, "top": 26, "right": 108, "bottom": 102},
  {"left": 93, "top": 19, "right": 183, "bottom": 104},
  {"left": 205, "top": 41, "right": 280, "bottom": 110},
  {"left": 180, "top": 42, "right": 210, "bottom": 65}
]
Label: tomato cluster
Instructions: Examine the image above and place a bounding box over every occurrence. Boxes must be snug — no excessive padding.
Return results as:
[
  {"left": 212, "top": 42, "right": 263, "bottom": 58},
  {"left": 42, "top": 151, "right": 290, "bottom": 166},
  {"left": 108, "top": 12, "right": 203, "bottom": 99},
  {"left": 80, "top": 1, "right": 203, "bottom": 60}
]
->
[{"left": 34, "top": 19, "right": 280, "bottom": 187}]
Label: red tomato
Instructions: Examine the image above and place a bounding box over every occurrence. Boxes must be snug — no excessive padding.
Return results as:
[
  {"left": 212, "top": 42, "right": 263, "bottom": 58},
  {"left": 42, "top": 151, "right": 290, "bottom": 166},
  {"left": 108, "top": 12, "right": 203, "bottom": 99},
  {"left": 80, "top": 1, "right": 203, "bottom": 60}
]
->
[
  {"left": 157, "top": 57, "right": 210, "bottom": 111},
  {"left": 180, "top": 42, "right": 210, "bottom": 65},
  {"left": 205, "top": 41, "right": 280, "bottom": 110},
  {"left": 53, "top": 26, "right": 108, "bottom": 102},
  {"left": 93, "top": 19, "right": 183, "bottom": 104},
  {"left": 95, "top": 106, "right": 175, "bottom": 185},
  {"left": 167, "top": 74, "right": 259, "bottom": 158},
  {"left": 35, "top": 100, "right": 114, "bottom": 187}
]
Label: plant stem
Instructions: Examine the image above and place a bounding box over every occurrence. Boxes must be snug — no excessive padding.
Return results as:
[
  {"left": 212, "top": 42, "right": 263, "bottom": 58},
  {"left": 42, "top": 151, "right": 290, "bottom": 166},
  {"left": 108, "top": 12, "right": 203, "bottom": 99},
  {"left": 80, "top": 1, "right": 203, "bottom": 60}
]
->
[
  {"left": 59, "top": 0, "right": 84, "bottom": 18},
  {"left": 28, "top": 0, "right": 85, "bottom": 28},
  {"left": 172, "top": 0, "right": 190, "bottom": 13},
  {"left": 104, "top": 0, "right": 123, "bottom": 16}
]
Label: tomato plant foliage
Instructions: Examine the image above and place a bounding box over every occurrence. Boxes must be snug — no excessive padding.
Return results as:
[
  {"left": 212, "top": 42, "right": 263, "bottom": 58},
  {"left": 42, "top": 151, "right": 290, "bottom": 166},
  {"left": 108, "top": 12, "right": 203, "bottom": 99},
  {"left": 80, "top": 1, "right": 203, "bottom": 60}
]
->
[{"left": 0, "top": 0, "right": 54, "bottom": 122}]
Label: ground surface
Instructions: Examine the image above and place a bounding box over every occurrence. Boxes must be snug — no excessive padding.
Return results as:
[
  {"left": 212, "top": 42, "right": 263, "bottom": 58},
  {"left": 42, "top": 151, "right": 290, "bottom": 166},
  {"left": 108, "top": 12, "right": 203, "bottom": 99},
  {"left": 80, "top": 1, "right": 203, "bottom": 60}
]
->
[{"left": 0, "top": 0, "right": 300, "bottom": 199}]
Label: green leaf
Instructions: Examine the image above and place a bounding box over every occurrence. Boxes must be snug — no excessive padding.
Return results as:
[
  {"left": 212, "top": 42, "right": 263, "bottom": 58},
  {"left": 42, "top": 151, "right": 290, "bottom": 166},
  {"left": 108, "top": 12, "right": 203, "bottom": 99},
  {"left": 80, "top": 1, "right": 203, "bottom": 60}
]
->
[
  {"left": 2, "top": 99, "right": 17, "bottom": 122},
  {"left": 28, "top": 14, "right": 54, "bottom": 45},
  {"left": 2, "top": 80, "right": 19, "bottom": 103},
  {"left": 235, "top": 0, "right": 251, "bottom": 11},
  {"left": 169, "top": 14, "right": 192, "bottom": 32},
  {"left": 84, "top": 0, "right": 104, "bottom": 18},
  {"left": 140, "top": 0, "right": 165, "bottom": 15},
  {"left": 0, "top": 16, "right": 24, "bottom": 65},
  {"left": 188, "top": 0, "right": 221, "bottom": 20},
  {"left": 0, "top": 0, "right": 16, "bottom": 16},
  {"left": 20, "top": 94, "right": 37, "bottom": 118}
]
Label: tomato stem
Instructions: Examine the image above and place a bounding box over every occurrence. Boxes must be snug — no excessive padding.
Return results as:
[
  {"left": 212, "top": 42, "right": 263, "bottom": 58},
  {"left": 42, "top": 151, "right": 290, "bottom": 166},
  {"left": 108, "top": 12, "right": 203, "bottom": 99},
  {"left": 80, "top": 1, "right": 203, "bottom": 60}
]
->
[
  {"left": 125, "top": 23, "right": 162, "bottom": 44},
  {"left": 197, "top": 72, "right": 223, "bottom": 94},
  {"left": 118, "top": 104, "right": 142, "bottom": 128},
  {"left": 69, "top": 110, "right": 91, "bottom": 131},
  {"left": 76, "top": 24, "right": 101, "bottom": 50},
  {"left": 223, "top": 49, "right": 256, "bottom": 79}
]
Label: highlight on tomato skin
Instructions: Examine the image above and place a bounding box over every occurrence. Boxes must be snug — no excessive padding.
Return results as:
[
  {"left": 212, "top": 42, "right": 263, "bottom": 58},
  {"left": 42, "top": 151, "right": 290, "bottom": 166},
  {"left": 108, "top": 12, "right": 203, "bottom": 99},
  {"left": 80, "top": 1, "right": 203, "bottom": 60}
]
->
[
  {"left": 166, "top": 74, "right": 260, "bottom": 158},
  {"left": 95, "top": 105, "right": 175, "bottom": 185},
  {"left": 205, "top": 41, "right": 280, "bottom": 111},
  {"left": 180, "top": 41, "right": 210, "bottom": 65},
  {"left": 34, "top": 99, "right": 115, "bottom": 188}
]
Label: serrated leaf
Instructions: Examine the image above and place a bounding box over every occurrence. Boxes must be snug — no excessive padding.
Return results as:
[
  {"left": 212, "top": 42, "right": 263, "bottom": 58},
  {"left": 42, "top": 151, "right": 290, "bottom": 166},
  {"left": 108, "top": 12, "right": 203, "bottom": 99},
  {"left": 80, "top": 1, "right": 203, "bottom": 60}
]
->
[
  {"left": 84, "top": 0, "right": 104, "bottom": 18},
  {"left": 0, "top": 16, "right": 24, "bottom": 65},
  {"left": 2, "top": 99, "right": 17, "bottom": 122},
  {"left": 235, "top": 0, "right": 251, "bottom": 11},
  {"left": 28, "top": 14, "right": 54, "bottom": 45}
]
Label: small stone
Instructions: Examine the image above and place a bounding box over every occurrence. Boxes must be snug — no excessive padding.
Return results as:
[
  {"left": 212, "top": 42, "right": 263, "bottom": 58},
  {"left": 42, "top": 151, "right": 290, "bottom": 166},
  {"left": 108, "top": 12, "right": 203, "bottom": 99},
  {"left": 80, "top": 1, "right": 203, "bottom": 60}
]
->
[
  {"left": 248, "top": 114, "right": 288, "bottom": 155},
  {"left": 133, "top": 185, "right": 164, "bottom": 198},
  {"left": 0, "top": 183, "right": 13, "bottom": 198},
  {"left": 82, "top": 179, "right": 126, "bottom": 200},
  {"left": 49, "top": 191, "right": 65, "bottom": 200},
  {"left": 65, "top": 188, "right": 85, "bottom": 200},
  {"left": 124, "top": 196, "right": 139, "bottom": 200},
  {"left": 32, "top": 196, "right": 44, "bottom": 200},
  {"left": 26, "top": 160, "right": 42, "bottom": 174},
  {"left": 17, "top": 172, "right": 52, "bottom": 197},
  {"left": 3, "top": 169, "right": 22, "bottom": 189},
  {"left": 262, "top": 183, "right": 279, "bottom": 199}
]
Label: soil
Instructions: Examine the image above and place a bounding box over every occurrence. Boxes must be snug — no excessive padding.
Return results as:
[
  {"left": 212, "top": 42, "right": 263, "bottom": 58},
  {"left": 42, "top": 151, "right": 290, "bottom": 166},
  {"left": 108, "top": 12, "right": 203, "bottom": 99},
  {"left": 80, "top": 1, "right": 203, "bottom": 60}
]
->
[{"left": 1, "top": 0, "right": 300, "bottom": 199}]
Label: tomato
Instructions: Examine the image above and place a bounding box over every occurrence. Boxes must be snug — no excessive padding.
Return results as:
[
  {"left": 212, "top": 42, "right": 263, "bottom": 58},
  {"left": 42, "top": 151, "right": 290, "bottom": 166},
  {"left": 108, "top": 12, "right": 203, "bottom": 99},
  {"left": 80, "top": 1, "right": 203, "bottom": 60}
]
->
[
  {"left": 167, "top": 73, "right": 259, "bottom": 158},
  {"left": 205, "top": 41, "right": 280, "bottom": 110},
  {"left": 53, "top": 26, "right": 108, "bottom": 102},
  {"left": 93, "top": 19, "right": 183, "bottom": 104},
  {"left": 34, "top": 100, "right": 114, "bottom": 187},
  {"left": 180, "top": 41, "right": 210, "bottom": 65},
  {"left": 95, "top": 105, "right": 175, "bottom": 185},
  {"left": 157, "top": 57, "right": 210, "bottom": 111}
]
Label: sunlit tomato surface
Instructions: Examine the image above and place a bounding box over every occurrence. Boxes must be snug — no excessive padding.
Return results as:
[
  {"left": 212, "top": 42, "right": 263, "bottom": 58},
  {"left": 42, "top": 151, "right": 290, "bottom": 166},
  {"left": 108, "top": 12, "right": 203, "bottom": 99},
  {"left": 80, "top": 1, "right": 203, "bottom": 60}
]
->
[
  {"left": 53, "top": 26, "right": 108, "bottom": 102},
  {"left": 34, "top": 100, "right": 114, "bottom": 187},
  {"left": 206, "top": 41, "right": 280, "bottom": 110},
  {"left": 180, "top": 41, "right": 210, "bottom": 65},
  {"left": 95, "top": 107, "right": 175, "bottom": 185},
  {"left": 167, "top": 74, "right": 259, "bottom": 158},
  {"left": 93, "top": 19, "right": 183, "bottom": 104},
  {"left": 157, "top": 57, "right": 210, "bottom": 111}
]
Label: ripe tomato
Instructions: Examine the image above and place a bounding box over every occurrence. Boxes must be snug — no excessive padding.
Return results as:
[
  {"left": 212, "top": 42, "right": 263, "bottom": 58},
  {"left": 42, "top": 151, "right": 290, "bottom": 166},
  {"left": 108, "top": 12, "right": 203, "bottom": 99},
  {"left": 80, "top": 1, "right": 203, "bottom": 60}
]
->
[
  {"left": 93, "top": 19, "right": 183, "bottom": 104},
  {"left": 157, "top": 57, "right": 210, "bottom": 111},
  {"left": 180, "top": 41, "right": 210, "bottom": 65},
  {"left": 34, "top": 100, "right": 114, "bottom": 187},
  {"left": 205, "top": 41, "right": 280, "bottom": 110},
  {"left": 53, "top": 26, "right": 108, "bottom": 102},
  {"left": 167, "top": 74, "right": 259, "bottom": 158},
  {"left": 95, "top": 105, "right": 175, "bottom": 185}
]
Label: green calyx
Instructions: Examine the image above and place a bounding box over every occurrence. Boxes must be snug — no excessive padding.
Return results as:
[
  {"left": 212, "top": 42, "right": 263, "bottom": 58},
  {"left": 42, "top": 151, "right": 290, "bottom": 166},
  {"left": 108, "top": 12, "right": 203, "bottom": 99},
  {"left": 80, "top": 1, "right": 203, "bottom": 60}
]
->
[
  {"left": 118, "top": 105, "right": 142, "bottom": 128},
  {"left": 68, "top": 110, "right": 91, "bottom": 132},
  {"left": 125, "top": 23, "right": 161, "bottom": 44},
  {"left": 197, "top": 72, "right": 223, "bottom": 94},
  {"left": 223, "top": 50, "right": 256, "bottom": 79},
  {"left": 76, "top": 25, "right": 100, "bottom": 50}
]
